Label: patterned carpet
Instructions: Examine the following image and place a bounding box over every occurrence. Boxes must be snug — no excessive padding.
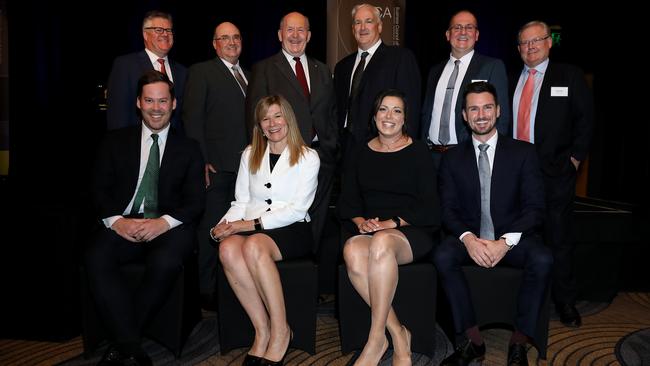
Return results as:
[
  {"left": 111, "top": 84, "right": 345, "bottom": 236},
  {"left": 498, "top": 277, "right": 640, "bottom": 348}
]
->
[{"left": 1, "top": 293, "right": 649, "bottom": 366}]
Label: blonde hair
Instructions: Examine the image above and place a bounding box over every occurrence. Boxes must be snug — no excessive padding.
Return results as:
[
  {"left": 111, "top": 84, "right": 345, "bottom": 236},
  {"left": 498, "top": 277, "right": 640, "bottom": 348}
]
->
[{"left": 249, "top": 95, "right": 307, "bottom": 173}]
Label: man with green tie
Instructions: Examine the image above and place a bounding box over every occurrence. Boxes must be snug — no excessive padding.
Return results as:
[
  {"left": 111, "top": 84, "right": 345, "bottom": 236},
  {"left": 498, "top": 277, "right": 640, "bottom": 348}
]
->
[{"left": 85, "top": 70, "right": 205, "bottom": 365}]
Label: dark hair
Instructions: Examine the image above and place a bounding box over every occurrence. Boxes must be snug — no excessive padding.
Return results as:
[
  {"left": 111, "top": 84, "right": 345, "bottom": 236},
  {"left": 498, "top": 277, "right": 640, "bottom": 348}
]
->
[
  {"left": 137, "top": 70, "right": 175, "bottom": 100},
  {"left": 462, "top": 81, "right": 498, "bottom": 108},
  {"left": 370, "top": 89, "right": 409, "bottom": 136}
]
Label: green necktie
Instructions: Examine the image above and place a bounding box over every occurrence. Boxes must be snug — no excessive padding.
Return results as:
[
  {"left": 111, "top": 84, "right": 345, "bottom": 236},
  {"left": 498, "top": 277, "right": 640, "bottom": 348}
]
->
[{"left": 131, "top": 134, "right": 160, "bottom": 218}]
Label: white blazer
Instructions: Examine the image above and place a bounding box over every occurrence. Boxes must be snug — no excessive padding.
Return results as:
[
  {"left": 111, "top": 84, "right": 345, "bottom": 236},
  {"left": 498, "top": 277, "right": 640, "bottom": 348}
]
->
[{"left": 221, "top": 144, "right": 320, "bottom": 229}]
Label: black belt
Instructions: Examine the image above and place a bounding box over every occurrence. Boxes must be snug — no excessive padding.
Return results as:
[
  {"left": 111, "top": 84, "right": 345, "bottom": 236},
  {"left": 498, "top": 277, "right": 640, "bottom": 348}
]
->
[{"left": 428, "top": 144, "right": 457, "bottom": 153}]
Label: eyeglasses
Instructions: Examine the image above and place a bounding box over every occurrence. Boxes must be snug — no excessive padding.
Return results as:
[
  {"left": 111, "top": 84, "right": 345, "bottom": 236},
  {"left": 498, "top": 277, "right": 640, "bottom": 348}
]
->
[
  {"left": 144, "top": 27, "right": 174, "bottom": 35},
  {"left": 449, "top": 24, "right": 477, "bottom": 33},
  {"left": 214, "top": 35, "right": 242, "bottom": 42},
  {"left": 518, "top": 35, "right": 550, "bottom": 47}
]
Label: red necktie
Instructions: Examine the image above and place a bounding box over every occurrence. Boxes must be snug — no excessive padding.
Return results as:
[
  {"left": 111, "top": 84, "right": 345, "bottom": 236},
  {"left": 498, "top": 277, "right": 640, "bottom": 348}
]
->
[
  {"left": 293, "top": 57, "right": 310, "bottom": 101},
  {"left": 516, "top": 69, "right": 537, "bottom": 142},
  {"left": 157, "top": 58, "right": 167, "bottom": 76}
]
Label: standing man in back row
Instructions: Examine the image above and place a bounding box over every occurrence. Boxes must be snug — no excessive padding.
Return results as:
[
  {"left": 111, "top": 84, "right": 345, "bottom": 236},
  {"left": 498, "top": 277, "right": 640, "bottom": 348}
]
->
[
  {"left": 246, "top": 11, "right": 338, "bottom": 252},
  {"left": 107, "top": 10, "right": 187, "bottom": 131},
  {"left": 334, "top": 3, "right": 421, "bottom": 158},
  {"left": 183, "top": 21, "right": 249, "bottom": 309},
  {"left": 421, "top": 10, "right": 510, "bottom": 172},
  {"left": 512, "top": 20, "right": 593, "bottom": 328}
]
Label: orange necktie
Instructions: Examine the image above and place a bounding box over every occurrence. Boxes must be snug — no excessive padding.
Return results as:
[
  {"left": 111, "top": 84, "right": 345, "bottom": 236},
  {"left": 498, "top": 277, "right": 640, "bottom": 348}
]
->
[{"left": 517, "top": 69, "right": 537, "bottom": 142}]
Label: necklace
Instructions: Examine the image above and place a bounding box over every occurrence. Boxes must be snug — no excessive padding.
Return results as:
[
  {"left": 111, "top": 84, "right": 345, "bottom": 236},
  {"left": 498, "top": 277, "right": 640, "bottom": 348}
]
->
[{"left": 378, "top": 135, "right": 406, "bottom": 151}]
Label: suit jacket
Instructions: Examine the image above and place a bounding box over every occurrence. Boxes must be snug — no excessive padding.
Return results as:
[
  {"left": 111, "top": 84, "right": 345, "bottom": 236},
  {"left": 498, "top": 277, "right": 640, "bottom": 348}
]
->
[
  {"left": 106, "top": 50, "right": 188, "bottom": 131},
  {"left": 222, "top": 145, "right": 320, "bottom": 230},
  {"left": 334, "top": 43, "right": 421, "bottom": 144},
  {"left": 182, "top": 57, "right": 249, "bottom": 173},
  {"left": 420, "top": 53, "right": 510, "bottom": 143},
  {"left": 439, "top": 134, "right": 545, "bottom": 239},
  {"left": 511, "top": 62, "right": 593, "bottom": 177},
  {"left": 92, "top": 125, "right": 205, "bottom": 225},
  {"left": 246, "top": 52, "right": 338, "bottom": 165}
]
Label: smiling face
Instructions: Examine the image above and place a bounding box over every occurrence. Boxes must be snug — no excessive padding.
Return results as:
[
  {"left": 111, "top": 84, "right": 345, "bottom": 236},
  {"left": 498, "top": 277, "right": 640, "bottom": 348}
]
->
[
  {"left": 374, "top": 96, "right": 405, "bottom": 138},
  {"left": 445, "top": 11, "right": 479, "bottom": 58},
  {"left": 143, "top": 16, "right": 174, "bottom": 57},
  {"left": 213, "top": 22, "right": 242, "bottom": 64},
  {"left": 352, "top": 5, "right": 382, "bottom": 50},
  {"left": 518, "top": 24, "right": 552, "bottom": 68},
  {"left": 137, "top": 81, "right": 176, "bottom": 133},
  {"left": 463, "top": 91, "right": 500, "bottom": 142},
  {"left": 260, "top": 103, "right": 289, "bottom": 144},
  {"left": 278, "top": 12, "right": 311, "bottom": 57}
]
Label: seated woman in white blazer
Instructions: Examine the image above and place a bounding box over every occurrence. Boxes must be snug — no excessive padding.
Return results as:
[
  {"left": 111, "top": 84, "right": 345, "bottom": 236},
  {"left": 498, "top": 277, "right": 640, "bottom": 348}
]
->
[{"left": 210, "top": 95, "right": 320, "bottom": 366}]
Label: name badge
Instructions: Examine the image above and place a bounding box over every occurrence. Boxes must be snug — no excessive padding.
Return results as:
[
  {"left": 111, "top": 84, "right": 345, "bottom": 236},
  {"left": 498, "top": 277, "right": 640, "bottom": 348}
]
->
[
  {"left": 471, "top": 79, "right": 487, "bottom": 83},
  {"left": 551, "top": 87, "right": 568, "bottom": 97}
]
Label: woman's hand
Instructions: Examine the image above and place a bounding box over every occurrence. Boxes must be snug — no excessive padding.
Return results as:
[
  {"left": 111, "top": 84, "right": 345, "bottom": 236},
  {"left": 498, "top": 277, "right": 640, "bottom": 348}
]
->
[{"left": 357, "top": 217, "right": 391, "bottom": 233}]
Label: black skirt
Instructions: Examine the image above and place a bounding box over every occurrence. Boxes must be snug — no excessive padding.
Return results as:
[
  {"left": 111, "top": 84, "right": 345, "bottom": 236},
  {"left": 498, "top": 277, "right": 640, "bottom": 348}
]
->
[{"left": 240, "top": 221, "right": 313, "bottom": 260}]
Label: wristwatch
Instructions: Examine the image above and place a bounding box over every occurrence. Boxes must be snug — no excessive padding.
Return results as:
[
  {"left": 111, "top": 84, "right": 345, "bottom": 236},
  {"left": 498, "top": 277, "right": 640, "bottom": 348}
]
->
[
  {"left": 254, "top": 218, "right": 262, "bottom": 231},
  {"left": 391, "top": 216, "right": 401, "bottom": 228},
  {"left": 501, "top": 236, "right": 514, "bottom": 250}
]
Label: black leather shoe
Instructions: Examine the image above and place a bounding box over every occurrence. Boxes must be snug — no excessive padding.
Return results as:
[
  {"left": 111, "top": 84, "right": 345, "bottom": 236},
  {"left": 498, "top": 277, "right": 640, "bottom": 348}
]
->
[
  {"left": 122, "top": 354, "right": 152, "bottom": 366},
  {"left": 556, "top": 302, "right": 582, "bottom": 328},
  {"left": 243, "top": 354, "right": 263, "bottom": 366},
  {"left": 507, "top": 343, "right": 529, "bottom": 366},
  {"left": 440, "top": 339, "right": 486, "bottom": 366},
  {"left": 98, "top": 345, "right": 126, "bottom": 366}
]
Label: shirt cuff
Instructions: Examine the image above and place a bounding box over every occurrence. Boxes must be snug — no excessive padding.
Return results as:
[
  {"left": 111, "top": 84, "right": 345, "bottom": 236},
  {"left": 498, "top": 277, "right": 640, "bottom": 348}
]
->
[
  {"left": 459, "top": 231, "right": 473, "bottom": 242},
  {"left": 500, "top": 232, "right": 522, "bottom": 247},
  {"left": 162, "top": 215, "right": 182, "bottom": 229},
  {"left": 103, "top": 215, "right": 122, "bottom": 229}
]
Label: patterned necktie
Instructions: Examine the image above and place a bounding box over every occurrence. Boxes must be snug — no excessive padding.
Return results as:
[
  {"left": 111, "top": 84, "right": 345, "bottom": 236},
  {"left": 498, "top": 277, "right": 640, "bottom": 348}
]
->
[
  {"left": 478, "top": 143, "right": 494, "bottom": 240},
  {"left": 439, "top": 59, "right": 460, "bottom": 145},
  {"left": 231, "top": 65, "right": 247, "bottom": 96},
  {"left": 517, "top": 69, "right": 537, "bottom": 142},
  {"left": 293, "top": 57, "right": 310, "bottom": 101},
  {"left": 157, "top": 59, "right": 166, "bottom": 76},
  {"left": 131, "top": 134, "right": 160, "bottom": 218}
]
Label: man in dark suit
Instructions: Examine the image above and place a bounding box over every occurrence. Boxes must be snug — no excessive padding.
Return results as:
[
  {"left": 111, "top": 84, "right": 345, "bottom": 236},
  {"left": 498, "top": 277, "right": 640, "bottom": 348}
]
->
[
  {"left": 334, "top": 3, "right": 421, "bottom": 155},
  {"left": 86, "top": 70, "right": 204, "bottom": 365},
  {"left": 246, "top": 11, "right": 338, "bottom": 251},
  {"left": 420, "top": 10, "right": 510, "bottom": 172},
  {"left": 434, "top": 82, "right": 552, "bottom": 366},
  {"left": 106, "top": 10, "right": 187, "bottom": 131},
  {"left": 183, "top": 21, "right": 249, "bottom": 308},
  {"left": 512, "top": 20, "right": 593, "bottom": 328}
]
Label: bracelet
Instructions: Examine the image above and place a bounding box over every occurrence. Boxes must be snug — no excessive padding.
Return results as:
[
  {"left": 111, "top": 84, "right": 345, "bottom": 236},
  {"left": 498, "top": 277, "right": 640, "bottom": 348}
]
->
[
  {"left": 209, "top": 227, "right": 220, "bottom": 243},
  {"left": 391, "top": 216, "right": 401, "bottom": 228},
  {"left": 254, "top": 218, "right": 262, "bottom": 231}
]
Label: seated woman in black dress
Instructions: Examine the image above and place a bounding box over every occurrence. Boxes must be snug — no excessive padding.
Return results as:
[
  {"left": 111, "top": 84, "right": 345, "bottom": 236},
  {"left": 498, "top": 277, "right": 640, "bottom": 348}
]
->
[
  {"left": 211, "top": 95, "right": 320, "bottom": 366},
  {"left": 339, "top": 89, "right": 440, "bottom": 366}
]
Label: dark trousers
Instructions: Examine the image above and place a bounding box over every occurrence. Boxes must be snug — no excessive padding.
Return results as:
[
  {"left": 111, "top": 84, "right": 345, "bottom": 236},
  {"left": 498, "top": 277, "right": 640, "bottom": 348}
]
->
[
  {"left": 543, "top": 170, "right": 577, "bottom": 305},
  {"left": 433, "top": 234, "right": 552, "bottom": 339},
  {"left": 84, "top": 225, "right": 195, "bottom": 344},
  {"left": 309, "top": 159, "right": 335, "bottom": 253},
  {"left": 198, "top": 171, "right": 236, "bottom": 296}
]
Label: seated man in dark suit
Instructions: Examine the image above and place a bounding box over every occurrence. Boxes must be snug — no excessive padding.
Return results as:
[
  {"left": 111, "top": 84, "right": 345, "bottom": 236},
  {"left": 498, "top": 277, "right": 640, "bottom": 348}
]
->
[
  {"left": 434, "top": 82, "right": 552, "bottom": 366},
  {"left": 85, "top": 70, "right": 204, "bottom": 365}
]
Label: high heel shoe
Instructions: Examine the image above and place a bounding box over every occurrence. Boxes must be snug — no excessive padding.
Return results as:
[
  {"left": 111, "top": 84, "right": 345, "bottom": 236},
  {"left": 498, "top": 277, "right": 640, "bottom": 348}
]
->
[
  {"left": 260, "top": 328, "right": 293, "bottom": 366},
  {"left": 243, "top": 353, "right": 263, "bottom": 366}
]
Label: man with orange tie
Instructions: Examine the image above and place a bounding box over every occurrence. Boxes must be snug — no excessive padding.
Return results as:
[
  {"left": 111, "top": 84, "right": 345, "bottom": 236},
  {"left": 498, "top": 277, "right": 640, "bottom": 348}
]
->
[
  {"left": 512, "top": 20, "right": 593, "bottom": 328},
  {"left": 107, "top": 10, "right": 187, "bottom": 131}
]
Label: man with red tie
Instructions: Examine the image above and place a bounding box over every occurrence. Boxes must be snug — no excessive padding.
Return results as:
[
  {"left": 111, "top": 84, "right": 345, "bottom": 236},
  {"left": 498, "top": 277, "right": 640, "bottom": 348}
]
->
[{"left": 512, "top": 20, "right": 593, "bottom": 328}]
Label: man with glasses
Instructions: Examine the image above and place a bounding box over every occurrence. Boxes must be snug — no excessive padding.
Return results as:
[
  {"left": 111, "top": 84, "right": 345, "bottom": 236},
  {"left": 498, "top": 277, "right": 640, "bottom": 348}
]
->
[
  {"left": 512, "top": 20, "right": 593, "bottom": 329},
  {"left": 107, "top": 10, "right": 187, "bottom": 131},
  {"left": 182, "top": 22, "right": 249, "bottom": 310},
  {"left": 246, "top": 12, "right": 338, "bottom": 253},
  {"left": 420, "top": 10, "right": 510, "bottom": 173}
]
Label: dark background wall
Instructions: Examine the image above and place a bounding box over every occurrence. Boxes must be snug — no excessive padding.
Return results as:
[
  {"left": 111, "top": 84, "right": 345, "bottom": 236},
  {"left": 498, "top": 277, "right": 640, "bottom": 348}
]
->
[{"left": 0, "top": 0, "right": 644, "bottom": 340}]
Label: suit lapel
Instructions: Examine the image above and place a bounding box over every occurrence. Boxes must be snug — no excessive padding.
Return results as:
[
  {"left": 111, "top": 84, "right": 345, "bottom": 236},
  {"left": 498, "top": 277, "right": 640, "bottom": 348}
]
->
[
  {"left": 534, "top": 62, "right": 555, "bottom": 139},
  {"left": 213, "top": 57, "right": 245, "bottom": 98},
  {"left": 307, "top": 57, "right": 320, "bottom": 105},
  {"left": 273, "top": 53, "right": 308, "bottom": 102},
  {"left": 127, "top": 126, "right": 144, "bottom": 191},
  {"left": 359, "top": 43, "right": 386, "bottom": 90},
  {"left": 491, "top": 136, "right": 505, "bottom": 205},
  {"left": 462, "top": 141, "right": 481, "bottom": 211}
]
